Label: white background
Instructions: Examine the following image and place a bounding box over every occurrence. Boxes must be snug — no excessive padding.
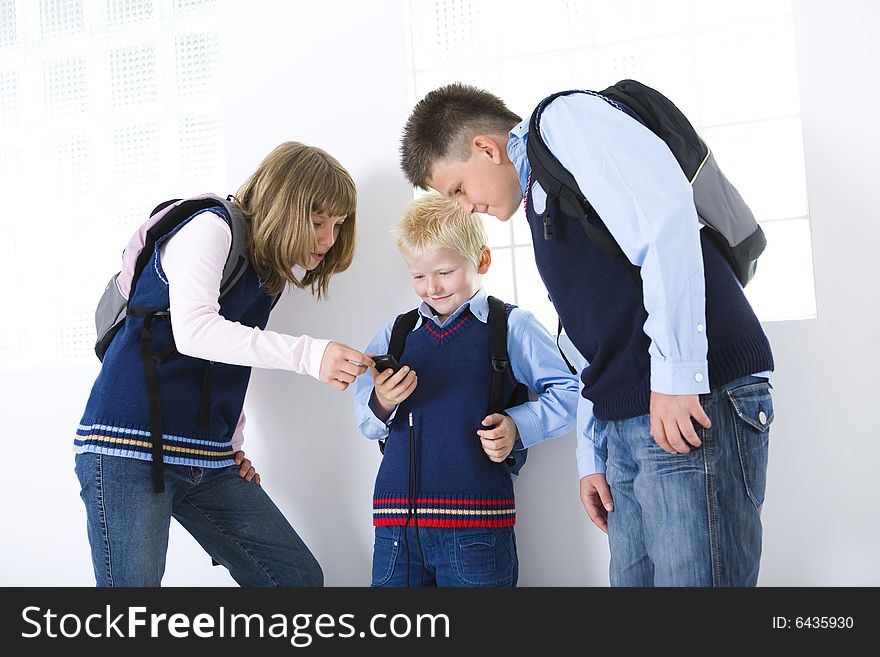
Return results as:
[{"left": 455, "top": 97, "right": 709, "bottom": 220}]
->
[{"left": 1, "top": 0, "right": 878, "bottom": 586}]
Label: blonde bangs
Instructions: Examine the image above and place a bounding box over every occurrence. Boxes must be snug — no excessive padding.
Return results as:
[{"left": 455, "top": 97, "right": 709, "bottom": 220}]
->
[{"left": 394, "top": 193, "right": 486, "bottom": 268}]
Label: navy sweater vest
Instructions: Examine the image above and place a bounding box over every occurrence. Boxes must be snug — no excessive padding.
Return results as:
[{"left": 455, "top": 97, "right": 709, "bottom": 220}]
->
[
  {"left": 75, "top": 208, "right": 275, "bottom": 467},
  {"left": 525, "top": 188, "right": 774, "bottom": 421},
  {"left": 372, "top": 308, "right": 522, "bottom": 528}
]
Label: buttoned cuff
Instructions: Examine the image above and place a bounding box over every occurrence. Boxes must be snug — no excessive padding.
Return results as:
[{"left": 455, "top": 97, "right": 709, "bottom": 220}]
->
[{"left": 650, "top": 357, "right": 710, "bottom": 395}]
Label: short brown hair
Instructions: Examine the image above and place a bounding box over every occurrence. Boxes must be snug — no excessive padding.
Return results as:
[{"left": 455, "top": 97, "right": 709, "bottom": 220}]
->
[
  {"left": 393, "top": 193, "right": 487, "bottom": 269},
  {"left": 235, "top": 141, "right": 357, "bottom": 298},
  {"left": 400, "top": 83, "right": 521, "bottom": 189}
]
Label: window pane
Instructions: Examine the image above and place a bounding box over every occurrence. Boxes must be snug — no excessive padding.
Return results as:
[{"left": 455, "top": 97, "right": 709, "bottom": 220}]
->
[
  {"left": 404, "top": 0, "right": 815, "bottom": 325},
  {"left": 694, "top": 17, "right": 800, "bottom": 125},
  {"left": 702, "top": 117, "right": 808, "bottom": 221},
  {"left": 513, "top": 246, "right": 557, "bottom": 332},
  {"left": 482, "top": 246, "right": 515, "bottom": 303},
  {"left": 511, "top": 207, "right": 532, "bottom": 246},
  {"left": 480, "top": 211, "right": 511, "bottom": 249},
  {"left": 744, "top": 218, "right": 817, "bottom": 321}
]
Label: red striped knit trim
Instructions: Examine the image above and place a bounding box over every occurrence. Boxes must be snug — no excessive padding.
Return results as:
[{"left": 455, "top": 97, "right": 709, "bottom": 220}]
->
[
  {"left": 423, "top": 312, "right": 472, "bottom": 339},
  {"left": 374, "top": 518, "right": 515, "bottom": 527}
]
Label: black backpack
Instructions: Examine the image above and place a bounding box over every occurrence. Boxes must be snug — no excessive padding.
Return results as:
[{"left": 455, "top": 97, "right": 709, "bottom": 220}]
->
[
  {"left": 378, "top": 296, "right": 529, "bottom": 475},
  {"left": 94, "top": 195, "right": 252, "bottom": 362},
  {"left": 526, "top": 79, "right": 766, "bottom": 289}
]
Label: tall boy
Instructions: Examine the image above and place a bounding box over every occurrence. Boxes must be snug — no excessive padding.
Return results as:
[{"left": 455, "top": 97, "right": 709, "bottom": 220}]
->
[
  {"left": 399, "top": 83, "right": 775, "bottom": 587},
  {"left": 354, "top": 193, "right": 578, "bottom": 587}
]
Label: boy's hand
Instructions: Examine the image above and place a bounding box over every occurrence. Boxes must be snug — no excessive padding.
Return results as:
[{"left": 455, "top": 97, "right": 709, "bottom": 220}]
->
[
  {"left": 649, "top": 392, "right": 711, "bottom": 454},
  {"left": 319, "top": 341, "right": 372, "bottom": 391},
  {"left": 370, "top": 360, "right": 417, "bottom": 420},
  {"left": 477, "top": 413, "right": 519, "bottom": 463},
  {"left": 580, "top": 474, "right": 613, "bottom": 533},
  {"left": 233, "top": 450, "right": 261, "bottom": 485}
]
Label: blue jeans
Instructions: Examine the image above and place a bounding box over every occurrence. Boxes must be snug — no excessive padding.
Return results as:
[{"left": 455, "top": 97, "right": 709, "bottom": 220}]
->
[
  {"left": 602, "top": 375, "right": 772, "bottom": 587},
  {"left": 371, "top": 525, "right": 518, "bottom": 587},
  {"left": 74, "top": 452, "right": 323, "bottom": 587}
]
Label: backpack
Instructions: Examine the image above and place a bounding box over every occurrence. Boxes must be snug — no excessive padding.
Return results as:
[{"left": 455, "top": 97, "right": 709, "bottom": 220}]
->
[
  {"left": 526, "top": 79, "right": 767, "bottom": 289},
  {"left": 94, "top": 194, "right": 251, "bottom": 362},
  {"left": 378, "top": 296, "right": 530, "bottom": 475},
  {"left": 92, "top": 194, "right": 258, "bottom": 493}
]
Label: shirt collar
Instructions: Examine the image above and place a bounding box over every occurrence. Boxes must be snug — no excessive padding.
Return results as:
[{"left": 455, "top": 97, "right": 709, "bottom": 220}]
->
[
  {"left": 507, "top": 118, "right": 531, "bottom": 196},
  {"left": 417, "top": 287, "right": 489, "bottom": 328}
]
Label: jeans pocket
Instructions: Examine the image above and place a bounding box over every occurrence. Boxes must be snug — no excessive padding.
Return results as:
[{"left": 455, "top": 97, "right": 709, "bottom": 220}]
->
[
  {"left": 451, "top": 528, "right": 515, "bottom": 587},
  {"left": 371, "top": 526, "right": 401, "bottom": 587},
  {"left": 726, "top": 381, "right": 773, "bottom": 511},
  {"left": 459, "top": 533, "right": 496, "bottom": 575}
]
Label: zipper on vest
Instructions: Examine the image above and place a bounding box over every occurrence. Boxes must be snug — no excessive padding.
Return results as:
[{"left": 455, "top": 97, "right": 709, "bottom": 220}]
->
[{"left": 543, "top": 213, "right": 553, "bottom": 240}]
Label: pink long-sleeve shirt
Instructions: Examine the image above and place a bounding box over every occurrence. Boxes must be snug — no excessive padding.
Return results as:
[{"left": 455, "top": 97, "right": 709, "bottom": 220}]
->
[{"left": 158, "top": 209, "right": 330, "bottom": 450}]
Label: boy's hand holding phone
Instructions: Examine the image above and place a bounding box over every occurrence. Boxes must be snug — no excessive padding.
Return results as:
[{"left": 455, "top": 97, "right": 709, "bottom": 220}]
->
[{"left": 368, "top": 354, "right": 418, "bottom": 421}]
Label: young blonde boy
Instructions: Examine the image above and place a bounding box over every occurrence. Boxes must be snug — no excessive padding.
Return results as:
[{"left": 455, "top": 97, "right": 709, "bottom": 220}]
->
[{"left": 353, "top": 193, "right": 578, "bottom": 587}]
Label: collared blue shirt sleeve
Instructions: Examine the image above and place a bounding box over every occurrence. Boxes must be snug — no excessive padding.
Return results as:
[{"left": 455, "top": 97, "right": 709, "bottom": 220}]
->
[
  {"left": 555, "top": 332, "right": 607, "bottom": 477},
  {"left": 353, "top": 321, "right": 397, "bottom": 441},
  {"left": 503, "top": 307, "right": 579, "bottom": 448},
  {"left": 575, "top": 384, "right": 606, "bottom": 477},
  {"left": 535, "top": 93, "right": 710, "bottom": 395}
]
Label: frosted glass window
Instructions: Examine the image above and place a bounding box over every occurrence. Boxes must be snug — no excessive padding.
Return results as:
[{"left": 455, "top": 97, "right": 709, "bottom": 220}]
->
[
  {"left": 178, "top": 113, "right": 221, "bottom": 189},
  {"left": 481, "top": 246, "right": 515, "bottom": 303},
  {"left": 105, "top": 0, "right": 153, "bottom": 26},
  {"left": 590, "top": 0, "right": 691, "bottom": 44},
  {"left": 172, "top": 0, "right": 215, "bottom": 15},
  {"left": 694, "top": 18, "right": 800, "bottom": 126},
  {"left": 51, "top": 133, "right": 91, "bottom": 200},
  {"left": 43, "top": 55, "right": 88, "bottom": 115},
  {"left": 175, "top": 30, "right": 218, "bottom": 96},
  {"left": 702, "top": 118, "right": 808, "bottom": 221},
  {"left": 0, "top": 68, "right": 18, "bottom": 122},
  {"left": 0, "top": 0, "right": 17, "bottom": 47},
  {"left": 410, "top": 0, "right": 493, "bottom": 68},
  {"left": 109, "top": 42, "right": 157, "bottom": 106},
  {"left": 0, "top": 0, "right": 225, "bottom": 370},
  {"left": 481, "top": 211, "right": 512, "bottom": 249},
  {"left": 593, "top": 36, "right": 698, "bottom": 120},
  {"left": 112, "top": 121, "right": 161, "bottom": 186},
  {"left": 40, "top": 0, "right": 85, "bottom": 39},
  {"left": 57, "top": 308, "right": 94, "bottom": 362},
  {"left": 407, "top": 0, "right": 815, "bottom": 327},
  {"left": 744, "top": 219, "right": 816, "bottom": 321}
]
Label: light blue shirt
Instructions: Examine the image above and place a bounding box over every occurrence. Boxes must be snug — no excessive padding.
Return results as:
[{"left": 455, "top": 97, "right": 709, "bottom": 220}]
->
[
  {"left": 507, "top": 92, "right": 771, "bottom": 478},
  {"left": 353, "top": 287, "right": 579, "bottom": 449}
]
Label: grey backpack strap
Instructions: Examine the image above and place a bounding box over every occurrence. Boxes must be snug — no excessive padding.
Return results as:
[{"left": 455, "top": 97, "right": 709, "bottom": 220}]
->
[{"left": 218, "top": 195, "right": 250, "bottom": 296}]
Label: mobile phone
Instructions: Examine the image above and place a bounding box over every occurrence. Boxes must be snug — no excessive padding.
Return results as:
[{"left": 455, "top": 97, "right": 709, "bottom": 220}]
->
[{"left": 373, "top": 354, "right": 401, "bottom": 373}]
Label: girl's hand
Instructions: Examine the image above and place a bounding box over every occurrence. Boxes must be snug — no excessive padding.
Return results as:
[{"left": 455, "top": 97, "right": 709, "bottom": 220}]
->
[
  {"left": 319, "top": 342, "right": 372, "bottom": 391},
  {"left": 233, "top": 450, "right": 260, "bottom": 485}
]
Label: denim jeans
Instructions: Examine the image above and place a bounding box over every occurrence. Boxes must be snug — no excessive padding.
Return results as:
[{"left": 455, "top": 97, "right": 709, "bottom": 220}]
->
[
  {"left": 602, "top": 375, "right": 772, "bottom": 587},
  {"left": 371, "top": 525, "right": 518, "bottom": 587},
  {"left": 75, "top": 452, "right": 323, "bottom": 587}
]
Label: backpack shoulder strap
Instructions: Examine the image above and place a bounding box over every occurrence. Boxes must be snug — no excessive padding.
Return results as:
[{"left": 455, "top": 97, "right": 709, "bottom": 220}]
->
[
  {"left": 218, "top": 195, "right": 251, "bottom": 296},
  {"left": 377, "top": 307, "right": 420, "bottom": 456},
  {"left": 526, "top": 90, "right": 626, "bottom": 261},
  {"left": 487, "top": 295, "right": 510, "bottom": 415},
  {"left": 131, "top": 197, "right": 225, "bottom": 302},
  {"left": 387, "top": 308, "right": 420, "bottom": 361}
]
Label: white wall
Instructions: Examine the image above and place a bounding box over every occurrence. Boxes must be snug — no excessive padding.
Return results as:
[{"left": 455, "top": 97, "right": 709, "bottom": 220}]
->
[{"left": 2, "top": 0, "right": 877, "bottom": 586}]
